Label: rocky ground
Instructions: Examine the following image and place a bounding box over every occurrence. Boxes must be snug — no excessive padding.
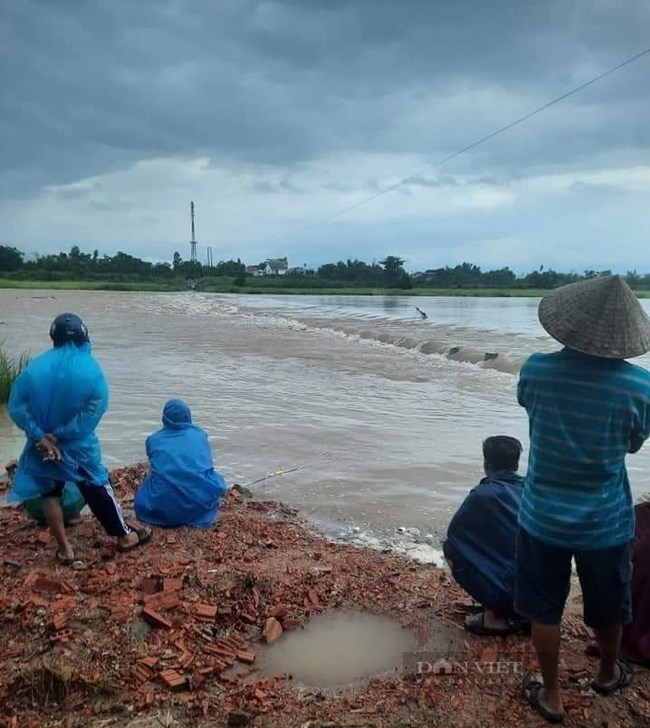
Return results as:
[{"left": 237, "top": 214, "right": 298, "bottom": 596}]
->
[{"left": 0, "top": 465, "right": 649, "bottom": 727}]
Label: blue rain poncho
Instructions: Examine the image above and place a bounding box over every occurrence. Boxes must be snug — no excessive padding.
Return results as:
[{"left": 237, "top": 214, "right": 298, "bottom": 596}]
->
[
  {"left": 134, "top": 399, "right": 227, "bottom": 528},
  {"left": 8, "top": 342, "right": 109, "bottom": 503}
]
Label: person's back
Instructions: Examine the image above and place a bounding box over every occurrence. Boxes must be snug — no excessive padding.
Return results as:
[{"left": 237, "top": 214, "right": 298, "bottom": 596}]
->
[
  {"left": 8, "top": 313, "right": 150, "bottom": 564},
  {"left": 9, "top": 337, "right": 109, "bottom": 497},
  {"left": 446, "top": 469, "right": 523, "bottom": 597},
  {"left": 135, "top": 399, "right": 227, "bottom": 528},
  {"left": 515, "top": 276, "right": 650, "bottom": 723},
  {"left": 518, "top": 348, "right": 650, "bottom": 550},
  {"left": 444, "top": 435, "right": 524, "bottom": 635}
]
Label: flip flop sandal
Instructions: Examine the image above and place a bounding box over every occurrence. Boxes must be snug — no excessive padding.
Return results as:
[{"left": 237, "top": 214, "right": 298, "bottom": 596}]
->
[
  {"left": 56, "top": 549, "right": 83, "bottom": 567},
  {"left": 522, "top": 673, "right": 565, "bottom": 724},
  {"left": 591, "top": 659, "right": 633, "bottom": 695},
  {"left": 116, "top": 527, "right": 152, "bottom": 553},
  {"left": 464, "top": 611, "right": 519, "bottom": 637}
]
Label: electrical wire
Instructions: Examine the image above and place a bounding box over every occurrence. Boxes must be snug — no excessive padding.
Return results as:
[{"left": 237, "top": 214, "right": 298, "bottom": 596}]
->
[{"left": 289, "top": 45, "right": 650, "bottom": 232}]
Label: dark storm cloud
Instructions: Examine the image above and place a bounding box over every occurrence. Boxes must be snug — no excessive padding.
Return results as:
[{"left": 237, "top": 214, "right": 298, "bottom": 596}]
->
[{"left": 2, "top": 0, "right": 650, "bottom": 200}]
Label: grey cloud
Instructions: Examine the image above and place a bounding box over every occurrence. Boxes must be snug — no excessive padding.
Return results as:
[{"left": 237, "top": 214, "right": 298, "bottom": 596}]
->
[
  {"left": 3, "top": 0, "right": 650, "bottom": 197},
  {"left": 3, "top": 0, "right": 650, "bottom": 269}
]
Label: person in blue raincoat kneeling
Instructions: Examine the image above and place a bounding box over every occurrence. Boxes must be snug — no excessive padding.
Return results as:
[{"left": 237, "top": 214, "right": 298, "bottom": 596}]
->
[
  {"left": 135, "top": 399, "right": 228, "bottom": 528},
  {"left": 8, "top": 313, "right": 151, "bottom": 565}
]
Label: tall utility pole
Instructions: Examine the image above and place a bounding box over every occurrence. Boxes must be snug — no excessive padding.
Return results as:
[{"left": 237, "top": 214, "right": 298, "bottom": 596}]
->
[{"left": 190, "top": 201, "right": 197, "bottom": 263}]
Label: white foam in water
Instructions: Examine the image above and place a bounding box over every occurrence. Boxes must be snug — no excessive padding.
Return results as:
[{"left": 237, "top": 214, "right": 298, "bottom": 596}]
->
[{"left": 341, "top": 525, "right": 447, "bottom": 568}]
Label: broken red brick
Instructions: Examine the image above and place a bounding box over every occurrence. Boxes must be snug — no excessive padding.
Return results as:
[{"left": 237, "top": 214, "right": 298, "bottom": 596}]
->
[
  {"left": 142, "top": 607, "right": 172, "bottom": 630},
  {"left": 138, "top": 656, "right": 158, "bottom": 669},
  {"left": 50, "top": 598, "right": 76, "bottom": 611},
  {"left": 240, "top": 612, "right": 257, "bottom": 624},
  {"left": 36, "top": 530, "right": 51, "bottom": 545},
  {"left": 133, "top": 664, "right": 153, "bottom": 684},
  {"left": 142, "top": 577, "right": 160, "bottom": 595},
  {"left": 159, "top": 668, "right": 187, "bottom": 691},
  {"left": 166, "top": 534, "right": 178, "bottom": 545},
  {"left": 307, "top": 588, "right": 321, "bottom": 608},
  {"left": 236, "top": 650, "right": 255, "bottom": 665},
  {"left": 32, "top": 576, "right": 68, "bottom": 594},
  {"left": 144, "top": 591, "right": 180, "bottom": 611},
  {"left": 263, "top": 617, "right": 283, "bottom": 645},
  {"left": 203, "top": 644, "right": 235, "bottom": 659},
  {"left": 268, "top": 604, "right": 288, "bottom": 619},
  {"left": 163, "top": 578, "right": 183, "bottom": 593},
  {"left": 195, "top": 604, "right": 217, "bottom": 621},
  {"left": 51, "top": 613, "right": 67, "bottom": 631},
  {"left": 49, "top": 628, "right": 72, "bottom": 644},
  {"left": 281, "top": 617, "right": 301, "bottom": 630},
  {"left": 179, "top": 652, "right": 194, "bottom": 669},
  {"left": 191, "top": 671, "right": 206, "bottom": 690}
]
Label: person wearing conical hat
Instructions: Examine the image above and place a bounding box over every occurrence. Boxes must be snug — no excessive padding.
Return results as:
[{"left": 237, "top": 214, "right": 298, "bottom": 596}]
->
[{"left": 515, "top": 275, "right": 650, "bottom": 724}]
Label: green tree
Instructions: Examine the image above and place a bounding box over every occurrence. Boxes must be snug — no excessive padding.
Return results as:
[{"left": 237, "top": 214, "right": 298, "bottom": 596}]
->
[
  {"left": 379, "top": 256, "right": 405, "bottom": 277},
  {"left": 0, "top": 245, "right": 24, "bottom": 272}
]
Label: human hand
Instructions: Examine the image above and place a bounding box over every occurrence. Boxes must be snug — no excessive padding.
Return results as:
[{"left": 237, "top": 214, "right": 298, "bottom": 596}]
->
[{"left": 36, "top": 437, "right": 61, "bottom": 462}]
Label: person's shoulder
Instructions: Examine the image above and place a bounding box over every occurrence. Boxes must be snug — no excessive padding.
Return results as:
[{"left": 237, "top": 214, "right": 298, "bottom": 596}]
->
[
  {"left": 24, "top": 348, "right": 56, "bottom": 374},
  {"left": 520, "top": 351, "right": 560, "bottom": 376},
  {"left": 621, "top": 359, "right": 650, "bottom": 380},
  {"left": 619, "top": 360, "right": 650, "bottom": 394},
  {"left": 467, "top": 478, "right": 498, "bottom": 502}
]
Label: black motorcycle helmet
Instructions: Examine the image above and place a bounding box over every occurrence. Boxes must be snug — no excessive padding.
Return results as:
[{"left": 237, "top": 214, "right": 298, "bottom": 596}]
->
[{"left": 49, "top": 313, "right": 89, "bottom": 347}]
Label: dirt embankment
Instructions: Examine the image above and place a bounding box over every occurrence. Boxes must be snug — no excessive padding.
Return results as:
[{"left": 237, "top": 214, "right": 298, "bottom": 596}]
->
[{"left": 0, "top": 465, "right": 649, "bottom": 728}]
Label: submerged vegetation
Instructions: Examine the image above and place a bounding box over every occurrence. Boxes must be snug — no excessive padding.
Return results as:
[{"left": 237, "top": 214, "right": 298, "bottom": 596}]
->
[{"left": 0, "top": 344, "right": 30, "bottom": 404}]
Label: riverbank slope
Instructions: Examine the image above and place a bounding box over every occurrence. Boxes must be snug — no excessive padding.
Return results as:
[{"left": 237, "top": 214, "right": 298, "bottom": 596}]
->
[{"left": 0, "top": 465, "right": 648, "bottom": 727}]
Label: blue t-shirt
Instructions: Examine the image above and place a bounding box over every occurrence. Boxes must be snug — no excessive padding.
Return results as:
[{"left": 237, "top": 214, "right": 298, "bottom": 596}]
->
[{"left": 517, "top": 348, "right": 650, "bottom": 549}]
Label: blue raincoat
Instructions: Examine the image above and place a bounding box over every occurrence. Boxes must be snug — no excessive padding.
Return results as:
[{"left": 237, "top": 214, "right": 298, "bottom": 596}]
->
[
  {"left": 8, "top": 342, "right": 109, "bottom": 503},
  {"left": 134, "top": 400, "right": 227, "bottom": 528}
]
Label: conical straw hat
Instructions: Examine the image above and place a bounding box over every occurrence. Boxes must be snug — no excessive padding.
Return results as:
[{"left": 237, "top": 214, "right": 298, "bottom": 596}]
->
[{"left": 538, "top": 275, "right": 650, "bottom": 359}]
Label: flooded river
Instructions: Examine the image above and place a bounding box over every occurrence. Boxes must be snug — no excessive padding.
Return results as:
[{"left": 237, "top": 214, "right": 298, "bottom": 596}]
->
[{"left": 2, "top": 290, "right": 650, "bottom": 559}]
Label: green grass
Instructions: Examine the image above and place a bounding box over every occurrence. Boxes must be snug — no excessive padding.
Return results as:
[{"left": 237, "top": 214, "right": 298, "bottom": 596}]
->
[
  {"left": 0, "top": 278, "right": 183, "bottom": 291},
  {"left": 2, "top": 278, "right": 649, "bottom": 298},
  {"left": 0, "top": 344, "right": 30, "bottom": 403}
]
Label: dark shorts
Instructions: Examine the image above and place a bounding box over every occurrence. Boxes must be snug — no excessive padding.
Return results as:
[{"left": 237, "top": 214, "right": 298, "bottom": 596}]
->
[
  {"left": 515, "top": 527, "right": 632, "bottom": 629},
  {"left": 41, "top": 480, "right": 66, "bottom": 499},
  {"left": 443, "top": 540, "right": 517, "bottom": 618},
  {"left": 38, "top": 476, "right": 129, "bottom": 538}
]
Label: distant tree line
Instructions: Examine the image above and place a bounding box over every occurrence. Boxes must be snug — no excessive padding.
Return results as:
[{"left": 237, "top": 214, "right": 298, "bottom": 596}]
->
[{"left": 1, "top": 243, "right": 649, "bottom": 290}]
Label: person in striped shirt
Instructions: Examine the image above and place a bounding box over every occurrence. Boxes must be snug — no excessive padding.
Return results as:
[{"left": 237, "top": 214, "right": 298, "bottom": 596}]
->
[{"left": 516, "top": 275, "right": 650, "bottom": 724}]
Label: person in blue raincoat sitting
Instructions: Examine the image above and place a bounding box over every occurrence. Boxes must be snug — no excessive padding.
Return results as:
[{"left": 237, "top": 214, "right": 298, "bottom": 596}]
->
[
  {"left": 443, "top": 436, "right": 525, "bottom": 636},
  {"left": 8, "top": 313, "right": 151, "bottom": 565},
  {"left": 134, "top": 399, "right": 228, "bottom": 528}
]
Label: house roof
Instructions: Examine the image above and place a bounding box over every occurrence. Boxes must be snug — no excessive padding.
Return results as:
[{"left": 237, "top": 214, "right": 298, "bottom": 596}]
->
[{"left": 265, "top": 258, "right": 288, "bottom": 271}]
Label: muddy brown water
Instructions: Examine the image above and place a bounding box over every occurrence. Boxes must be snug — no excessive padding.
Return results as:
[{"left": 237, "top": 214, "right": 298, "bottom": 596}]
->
[
  {"left": 239, "top": 611, "right": 465, "bottom": 688},
  {"left": 2, "top": 290, "right": 650, "bottom": 558}
]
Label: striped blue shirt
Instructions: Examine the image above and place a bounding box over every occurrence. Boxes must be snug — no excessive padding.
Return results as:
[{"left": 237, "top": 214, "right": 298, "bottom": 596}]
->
[{"left": 517, "top": 348, "right": 650, "bottom": 549}]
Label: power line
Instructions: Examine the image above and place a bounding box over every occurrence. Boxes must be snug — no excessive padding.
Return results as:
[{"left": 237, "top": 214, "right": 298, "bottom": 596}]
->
[{"left": 300, "top": 45, "right": 650, "bottom": 230}]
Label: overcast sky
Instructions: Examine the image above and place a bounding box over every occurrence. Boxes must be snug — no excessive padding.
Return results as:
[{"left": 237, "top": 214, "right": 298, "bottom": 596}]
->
[{"left": 2, "top": 0, "right": 650, "bottom": 272}]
